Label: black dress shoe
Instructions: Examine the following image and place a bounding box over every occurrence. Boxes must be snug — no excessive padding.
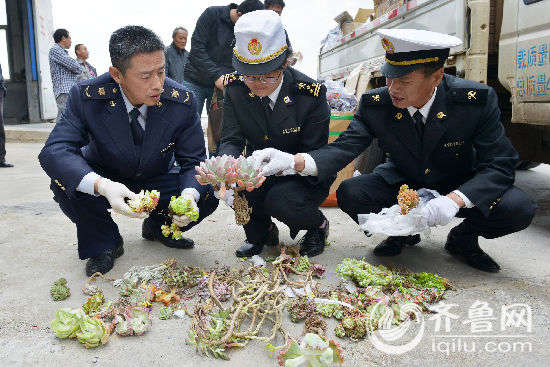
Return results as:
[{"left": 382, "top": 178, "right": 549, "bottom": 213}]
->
[
  {"left": 236, "top": 224, "right": 279, "bottom": 258},
  {"left": 0, "top": 162, "right": 13, "bottom": 168},
  {"left": 373, "top": 234, "right": 421, "bottom": 256},
  {"left": 85, "top": 239, "right": 124, "bottom": 277},
  {"left": 142, "top": 217, "right": 194, "bottom": 249},
  {"left": 445, "top": 229, "right": 500, "bottom": 272},
  {"left": 298, "top": 221, "right": 329, "bottom": 258}
]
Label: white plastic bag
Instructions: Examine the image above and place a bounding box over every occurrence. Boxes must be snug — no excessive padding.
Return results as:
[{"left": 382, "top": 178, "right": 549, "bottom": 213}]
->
[{"left": 358, "top": 189, "right": 440, "bottom": 236}]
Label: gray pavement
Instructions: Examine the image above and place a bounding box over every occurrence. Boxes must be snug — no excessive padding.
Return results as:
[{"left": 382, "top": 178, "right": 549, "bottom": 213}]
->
[{"left": 0, "top": 142, "right": 549, "bottom": 367}]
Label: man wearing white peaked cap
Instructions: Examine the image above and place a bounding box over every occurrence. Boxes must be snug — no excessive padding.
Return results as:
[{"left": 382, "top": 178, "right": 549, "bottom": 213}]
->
[
  {"left": 253, "top": 28, "right": 536, "bottom": 273},
  {"left": 217, "top": 10, "right": 334, "bottom": 259}
]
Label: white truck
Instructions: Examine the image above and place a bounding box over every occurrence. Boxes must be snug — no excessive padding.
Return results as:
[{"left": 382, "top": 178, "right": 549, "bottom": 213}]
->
[{"left": 319, "top": 0, "right": 550, "bottom": 171}]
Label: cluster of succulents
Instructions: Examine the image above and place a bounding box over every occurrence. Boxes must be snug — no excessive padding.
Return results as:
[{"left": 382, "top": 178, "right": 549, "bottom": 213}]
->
[
  {"left": 397, "top": 184, "right": 419, "bottom": 215},
  {"left": 294, "top": 256, "right": 312, "bottom": 273},
  {"left": 161, "top": 264, "right": 203, "bottom": 289},
  {"left": 127, "top": 190, "right": 160, "bottom": 213},
  {"left": 197, "top": 276, "right": 232, "bottom": 302},
  {"left": 50, "top": 308, "right": 109, "bottom": 348},
  {"left": 82, "top": 292, "right": 105, "bottom": 315},
  {"left": 315, "top": 293, "right": 345, "bottom": 320},
  {"left": 287, "top": 297, "right": 316, "bottom": 323},
  {"left": 160, "top": 195, "right": 200, "bottom": 239},
  {"left": 334, "top": 315, "right": 370, "bottom": 339},
  {"left": 195, "top": 155, "right": 266, "bottom": 225},
  {"left": 277, "top": 333, "right": 344, "bottom": 367},
  {"left": 195, "top": 155, "right": 266, "bottom": 195},
  {"left": 336, "top": 258, "right": 399, "bottom": 288},
  {"left": 159, "top": 306, "right": 174, "bottom": 320},
  {"left": 50, "top": 278, "right": 70, "bottom": 301},
  {"left": 113, "top": 306, "right": 151, "bottom": 336}
]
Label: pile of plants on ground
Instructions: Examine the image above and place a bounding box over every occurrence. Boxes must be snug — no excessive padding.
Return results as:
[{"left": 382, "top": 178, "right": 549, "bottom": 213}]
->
[{"left": 49, "top": 249, "right": 452, "bottom": 366}]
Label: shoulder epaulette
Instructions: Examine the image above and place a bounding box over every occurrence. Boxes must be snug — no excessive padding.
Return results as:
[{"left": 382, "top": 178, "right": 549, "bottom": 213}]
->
[
  {"left": 294, "top": 81, "right": 325, "bottom": 98},
  {"left": 223, "top": 73, "right": 244, "bottom": 87},
  {"left": 161, "top": 86, "right": 193, "bottom": 105},
  {"left": 362, "top": 89, "right": 391, "bottom": 105},
  {"left": 450, "top": 88, "right": 488, "bottom": 104},
  {"left": 82, "top": 83, "right": 119, "bottom": 100}
]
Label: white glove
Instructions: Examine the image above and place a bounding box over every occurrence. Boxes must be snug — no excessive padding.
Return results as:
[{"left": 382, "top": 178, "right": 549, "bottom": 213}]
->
[
  {"left": 421, "top": 196, "right": 460, "bottom": 227},
  {"left": 172, "top": 192, "right": 199, "bottom": 228},
  {"left": 96, "top": 178, "right": 148, "bottom": 219},
  {"left": 214, "top": 188, "right": 235, "bottom": 208},
  {"left": 252, "top": 148, "right": 295, "bottom": 177}
]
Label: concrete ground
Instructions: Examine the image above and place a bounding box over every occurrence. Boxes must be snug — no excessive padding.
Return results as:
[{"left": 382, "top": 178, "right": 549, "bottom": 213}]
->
[{"left": 0, "top": 142, "right": 549, "bottom": 367}]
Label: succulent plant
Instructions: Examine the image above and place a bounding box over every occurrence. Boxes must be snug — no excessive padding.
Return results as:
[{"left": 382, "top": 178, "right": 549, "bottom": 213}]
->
[
  {"left": 159, "top": 306, "right": 174, "bottom": 320},
  {"left": 51, "top": 278, "right": 70, "bottom": 301},
  {"left": 114, "top": 306, "right": 151, "bottom": 336},
  {"left": 277, "top": 333, "right": 344, "bottom": 366},
  {"left": 195, "top": 155, "right": 265, "bottom": 226},
  {"left": 294, "top": 256, "right": 312, "bottom": 273},
  {"left": 197, "top": 276, "right": 231, "bottom": 302},
  {"left": 82, "top": 292, "right": 105, "bottom": 315},
  {"left": 127, "top": 190, "right": 160, "bottom": 213},
  {"left": 397, "top": 184, "right": 419, "bottom": 215},
  {"left": 76, "top": 315, "right": 110, "bottom": 348},
  {"left": 287, "top": 297, "right": 316, "bottom": 323},
  {"left": 233, "top": 156, "right": 266, "bottom": 192},
  {"left": 50, "top": 308, "right": 84, "bottom": 339},
  {"left": 195, "top": 155, "right": 239, "bottom": 198},
  {"left": 168, "top": 195, "right": 199, "bottom": 220}
]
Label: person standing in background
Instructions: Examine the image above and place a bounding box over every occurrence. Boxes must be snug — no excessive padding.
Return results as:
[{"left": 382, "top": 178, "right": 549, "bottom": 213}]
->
[
  {"left": 265, "top": 0, "right": 285, "bottom": 15},
  {"left": 49, "top": 29, "right": 83, "bottom": 122},
  {"left": 182, "top": 0, "right": 264, "bottom": 117},
  {"left": 0, "top": 63, "right": 13, "bottom": 168},
  {"left": 75, "top": 44, "right": 97, "bottom": 81},
  {"left": 165, "top": 27, "right": 189, "bottom": 84}
]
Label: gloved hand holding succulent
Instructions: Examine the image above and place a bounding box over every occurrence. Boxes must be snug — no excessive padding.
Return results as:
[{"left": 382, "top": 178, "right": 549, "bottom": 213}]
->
[
  {"left": 126, "top": 190, "right": 160, "bottom": 214},
  {"left": 161, "top": 194, "right": 200, "bottom": 240},
  {"left": 195, "top": 155, "right": 265, "bottom": 225}
]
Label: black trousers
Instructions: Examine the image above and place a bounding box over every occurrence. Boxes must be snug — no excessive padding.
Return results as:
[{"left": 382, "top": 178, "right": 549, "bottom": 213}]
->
[
  {"left": 51, "top": 173, "right": 218, "bottom": 259},
  {"left": 336, "top": 173, "right": 536, "bottom": 239},
  {"left": 0, "top": 91, "right": 5, "bottom": 162},
  {"left": 242, "top": 176, "right": 332, "bottom": 244}
]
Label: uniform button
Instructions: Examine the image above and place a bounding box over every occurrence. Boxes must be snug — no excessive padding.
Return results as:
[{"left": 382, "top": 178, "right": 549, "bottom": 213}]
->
[
  {"left": 424, "top": 168, "right": 431, "bottom": 175},
  {"left": 489, "top": 205, "right": 494, "bottom": 210}
]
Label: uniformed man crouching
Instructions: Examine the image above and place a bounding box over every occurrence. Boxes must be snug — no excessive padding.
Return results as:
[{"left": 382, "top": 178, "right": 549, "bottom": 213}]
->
[
  {"left": 217, "top": 10, "right": 334, "bottom": 258},
  {"left": 39, "top": 26, "right": 218, "bottom": 276},
  {"left": 253, "top": 29, "right": 536, "bottom": 272}
]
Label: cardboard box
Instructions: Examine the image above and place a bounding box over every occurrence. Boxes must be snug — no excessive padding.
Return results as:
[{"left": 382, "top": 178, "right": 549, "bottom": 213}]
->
[
  {"left": 354, "top": 8, "right": 375, "bottom": 23},
  {"left": 321, "top": 111, "right": 356, "bottom": 207}
]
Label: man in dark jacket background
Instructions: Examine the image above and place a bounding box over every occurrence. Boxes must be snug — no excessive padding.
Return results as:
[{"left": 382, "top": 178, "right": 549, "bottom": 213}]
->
[
  {"left": 0, "top": 63, "right": 12, "bottom": 168},
  {"left": 182, "top": 0, "right": 264, "bottom": 117},
  {"left": 165, "top": 27, "right": 189, "bottom": 84}
]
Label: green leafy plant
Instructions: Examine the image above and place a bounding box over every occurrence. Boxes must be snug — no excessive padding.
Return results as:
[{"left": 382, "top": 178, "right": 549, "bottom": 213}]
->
[
  {"left": 277, "top": 333, "right": 344, "bottom": 366},
  {"left": 50, "top": 278, "right": 70, "bottom": 301},
  {"left": 50, "top": 308, "right": 83, "bottom": 339},
  {"left": 76, "top": 315, "right": 110, "bottom": 348},
  {"left": 82, "top": 292, "right": 105, "bottom": 315}
]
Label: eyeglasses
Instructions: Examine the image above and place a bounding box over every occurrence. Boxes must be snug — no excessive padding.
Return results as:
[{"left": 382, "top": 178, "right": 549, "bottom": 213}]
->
[{"left": 242, "top": 70, "right": 283, "bottom": 84}]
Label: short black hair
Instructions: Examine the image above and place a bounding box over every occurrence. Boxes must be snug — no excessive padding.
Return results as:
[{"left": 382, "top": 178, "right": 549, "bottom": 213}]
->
[
  {"left": 419, "top": 59, "right": 446, "bottom": 76},
  {"left": 237, "top": 0, "right": 264, "bottom": 14},
  {"left": 53, "top": 29, "right": 69, "bottom": 43},
  {"left": 109, "top": 25, "right": 165, "bottom": 75},
  {"left": 265, "top": 0, "right": 285, "bottom": 9},
  {"left": 74, "top": 44, "right": 83, "bottom": 54}
]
